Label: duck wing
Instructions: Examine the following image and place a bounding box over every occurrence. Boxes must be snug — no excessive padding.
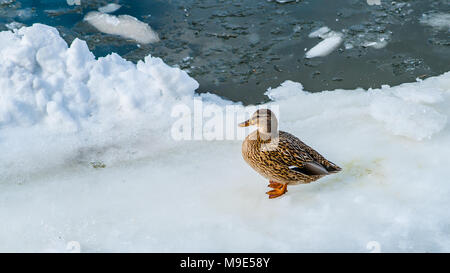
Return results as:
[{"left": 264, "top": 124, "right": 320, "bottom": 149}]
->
[
  {"left": 274, "top": 131, "right": 340, "bottom": 175},
  {"left": 288, "top": 162, "right": 329, "bottom": 175}
]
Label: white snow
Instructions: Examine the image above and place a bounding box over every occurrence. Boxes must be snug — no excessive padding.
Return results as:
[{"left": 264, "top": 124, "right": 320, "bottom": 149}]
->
[
  {"left": 98, "top": 3, "right": 121, "bottom": 14},
  {"left": 0, "top": 23, "right": 194, "bottom": 178},
  {"left": 420, "top": 13, "right": 450, "bottom": 30},
  {"left": 1, "top": 24, "right": 450, "bottom": 252},
  {"left": 84, "top": 12, "right": 159, "bottom": 44}
]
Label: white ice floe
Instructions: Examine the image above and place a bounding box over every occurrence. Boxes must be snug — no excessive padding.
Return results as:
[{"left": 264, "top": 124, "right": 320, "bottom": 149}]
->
[
  {"left": 306, "top": 28, "right": 343, "bottom": 58},
  {"left": 98, "top": 3, "right": 121, "bottom": 14},
  {"left": 84, "top": 11, "right": 159, "bottom": 44},
  {"left": 363, "top": 37, "right": 388, "bottom": 49},
  {"left": 269, "top": 0, "right": 297, "bottom": 3},
  {"left": 308, "top": 26, "right": 331, "bottom": 38},
  {"left": 1, "top": 24, "right": 450, "bottom": 252},
  {"left": 366, "top": 0, "right": 381, "bottom": 6},
  {"left": 66, "top": 0, "right": 81, "bottom": 6},
  {"left": 5, "top": 21, "right": 24, "bottom": 30},
  {"left": 279, "top": 0, "right": 297, "bottom": 3},
  {"left": 420, "top": 13, "right": 450, "bottom": 30},
  {"left": 307, "top": 25, "right": 391, "bottom": 58}
]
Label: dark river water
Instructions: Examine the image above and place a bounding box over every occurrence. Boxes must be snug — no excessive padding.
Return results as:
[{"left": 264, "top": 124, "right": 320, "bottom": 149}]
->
[{"left": 0, "top": 0, "right": 449, "bottom": 104}]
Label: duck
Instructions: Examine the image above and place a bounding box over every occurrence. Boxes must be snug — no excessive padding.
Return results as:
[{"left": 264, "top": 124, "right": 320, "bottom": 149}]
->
[{"left": 239, "top": 109, "right": 341, "bottom": 199}]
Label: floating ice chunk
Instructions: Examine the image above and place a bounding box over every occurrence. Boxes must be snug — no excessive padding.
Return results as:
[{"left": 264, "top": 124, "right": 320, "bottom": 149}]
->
[
  {"left": 84, "top": 12, "right": 159, "bottom": 44},
  {"left": 420, "top": 13, "right": 450, "bottom": 30},
  {"left": 98, "top": 3, "right": 121, "bottom": 14},
  {"left": 5, "top": 21, "right": 24, "bottom": 30},
  {"left": 269, "top": 0, "right": 297, "bottom": 3},
  {"left": 366, "top": 0, "right": 381, "bottom": 6},
  {"left": 306, "top": 27, "right": 343, "bottom": 58},
  {"left": 309, "top": 27, "right": 331, "bottom": 38},
  {"left": 363, "top": 38, "right": 388, "bottom": 49},
  {"left": 306, "top": 34, "right": 343, "bottom": 58},
  {"left": 344, "top": 43, "right": 354, "bottom": 50},
  {"left": 66, "top": 0, "right": 81, "bottom": 5},
  {"left": 0, "top": 0, "right": 14, "bottom": 4}
]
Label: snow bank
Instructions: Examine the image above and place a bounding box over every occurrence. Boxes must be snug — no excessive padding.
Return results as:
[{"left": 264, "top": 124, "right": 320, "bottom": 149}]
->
[
  {"left": 363, "top": 38, "right": 388, "bottom": 49},
  {"left": 84, "top": 12, "right": 159, "bottom": 44},
  {"left": 0, "top": 24, "right": 196, "bottom": 180},
  {"left": 265, "top": 81, "right": 447, "bottom": 141},
  {"left": 1, "top": 24, "right": 450, "bottom": 252}
]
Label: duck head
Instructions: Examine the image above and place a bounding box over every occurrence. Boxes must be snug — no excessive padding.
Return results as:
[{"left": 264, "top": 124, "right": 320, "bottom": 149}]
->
[{"left": 239, "top": 109, "right": 278, "bottom": 136}]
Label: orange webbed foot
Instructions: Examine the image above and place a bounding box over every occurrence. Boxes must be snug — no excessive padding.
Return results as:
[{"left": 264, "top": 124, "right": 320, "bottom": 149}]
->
[{"left": 266, "top": 182, "right": 287, "bottom": 199}]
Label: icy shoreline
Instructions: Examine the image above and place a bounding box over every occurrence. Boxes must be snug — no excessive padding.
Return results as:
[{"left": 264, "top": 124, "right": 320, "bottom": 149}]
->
[{"left": 1, "top": 24, "right": 450, "bottom": 252}]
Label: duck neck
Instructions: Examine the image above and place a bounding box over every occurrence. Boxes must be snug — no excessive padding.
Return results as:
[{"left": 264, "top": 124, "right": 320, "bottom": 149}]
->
[{"left": 257, "top": 127, "right": 278, "bottom": 142}]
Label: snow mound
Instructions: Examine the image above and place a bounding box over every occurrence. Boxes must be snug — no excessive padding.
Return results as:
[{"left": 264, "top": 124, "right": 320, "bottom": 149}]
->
[
  {"left": 84, "top": 12, "right": 159, "bottom": 44},
  {"left": 0, "top": 24, "right": 196, "bottom": 179},
  {"left": 266, "top": 79, "right": 448, "bottom": 141},
  {"left": 0, "top": 24, "right": 191, "bottom": 130},
  {"left": 1, "top": 24, "right": 450, "bottom": 252}
]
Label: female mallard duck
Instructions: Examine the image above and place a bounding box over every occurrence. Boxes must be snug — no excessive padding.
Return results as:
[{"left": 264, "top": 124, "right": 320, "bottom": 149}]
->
[{"left": 239, "top": 109, "right": 341, "bottom": 199}]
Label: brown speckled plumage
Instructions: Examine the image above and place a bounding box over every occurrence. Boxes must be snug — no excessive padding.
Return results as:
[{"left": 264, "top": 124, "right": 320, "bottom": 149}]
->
[
  {"left": 239, "top": 109, "right": 341, "bottom": 198},
  {"left": 242, "top": 130, "right": 341, "bottom": 184}
]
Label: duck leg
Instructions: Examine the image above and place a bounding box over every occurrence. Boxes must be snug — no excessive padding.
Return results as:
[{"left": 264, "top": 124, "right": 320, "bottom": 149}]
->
[
  {"left": 268, "top": 181, "right": 284, "bottom": 189},
  {"left": 266, "top": 182, "right": 288, "bottom": 199}
]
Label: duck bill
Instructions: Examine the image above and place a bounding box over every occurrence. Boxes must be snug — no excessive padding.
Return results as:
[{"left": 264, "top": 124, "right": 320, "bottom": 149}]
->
[{"left": 238, "top": 120, "right": 251, "bottom": 127}]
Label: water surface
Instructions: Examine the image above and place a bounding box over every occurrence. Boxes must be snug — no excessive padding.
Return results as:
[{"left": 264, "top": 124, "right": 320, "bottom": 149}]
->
[{"left": 1, "top": 0, "right": 449, "bottom": 104}]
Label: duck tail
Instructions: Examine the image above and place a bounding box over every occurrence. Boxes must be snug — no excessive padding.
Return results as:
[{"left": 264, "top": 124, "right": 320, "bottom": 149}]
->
[{"left": 326, "top": 162, "right": 342, "bottom": 173}]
